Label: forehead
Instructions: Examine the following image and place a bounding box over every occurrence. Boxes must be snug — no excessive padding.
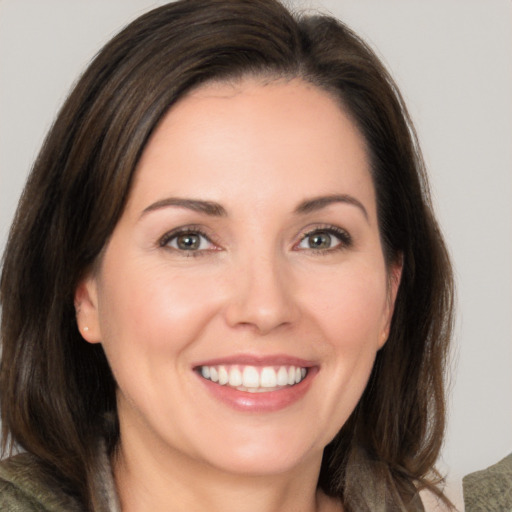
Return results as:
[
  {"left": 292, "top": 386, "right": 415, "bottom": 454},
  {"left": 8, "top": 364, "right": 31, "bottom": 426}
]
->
[{"left": 128, "top": 77, "right": 375, "bottom": 219}]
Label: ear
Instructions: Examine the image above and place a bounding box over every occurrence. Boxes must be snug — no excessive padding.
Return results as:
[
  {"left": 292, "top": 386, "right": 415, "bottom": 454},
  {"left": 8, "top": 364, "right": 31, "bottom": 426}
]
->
[
  {"left": 74, "top": 274, "right": 102, "bottom": 344},
  {"left": 378, "top": 256, "right": 403, "bottom": 349}
]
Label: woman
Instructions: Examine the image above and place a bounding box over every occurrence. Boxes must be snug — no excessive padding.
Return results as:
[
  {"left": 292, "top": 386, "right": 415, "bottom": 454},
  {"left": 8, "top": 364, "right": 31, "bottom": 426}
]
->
[{"left": 0, "top": 0, "right": 454, "bottom": 510}]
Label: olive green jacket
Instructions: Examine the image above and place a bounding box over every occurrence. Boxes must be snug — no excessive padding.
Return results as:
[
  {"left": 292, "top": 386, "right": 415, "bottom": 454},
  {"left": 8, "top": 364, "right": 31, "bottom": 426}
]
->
[
  {"left": 0, "top": 451, "right": 119, "bottom": 512},
  {"left": 0, "top": 453, "right": 81, "bottom": 511},
  {"left": 463, "top": 452, "right": 512, "bottom": 512}
]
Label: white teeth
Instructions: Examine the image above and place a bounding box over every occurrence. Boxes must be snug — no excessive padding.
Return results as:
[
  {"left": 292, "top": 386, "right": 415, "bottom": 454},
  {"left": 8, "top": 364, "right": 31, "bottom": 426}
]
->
[
  {"left": 287, "top": 366, "right": 296, "bottom": 385},
  {"left": 277, "top": 366, "right": 289, "bottom": 386},
  {"left": 228, "top": 367, "right": 242, "bottom": 387},
  {"left": 261, "top": 367, "right": 277, "bottom": 388},
  {"left": 242, "top": 366, "right": 259, "bottom": 388},
  {"left": 218, "top": 366, "right": 229, "bottom": 385},
  {"left": 199, "top": 364, "right": 308, "bottom": 391}
]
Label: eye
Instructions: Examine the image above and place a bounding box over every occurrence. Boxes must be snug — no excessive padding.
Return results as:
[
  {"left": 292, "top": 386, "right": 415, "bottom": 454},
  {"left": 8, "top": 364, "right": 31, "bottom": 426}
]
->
[
  {"left": 160, "top": 228, "right": 216, "bottom": 253},
  {"left": 296, "top": 227, "right": 351, "bottom": 252}
]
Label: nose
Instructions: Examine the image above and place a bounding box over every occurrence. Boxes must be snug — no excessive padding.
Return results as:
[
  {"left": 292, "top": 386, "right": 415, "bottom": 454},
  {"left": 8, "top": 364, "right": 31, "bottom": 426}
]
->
[{"left": 223, "top": 252, "right": 300, "bottom": 335}]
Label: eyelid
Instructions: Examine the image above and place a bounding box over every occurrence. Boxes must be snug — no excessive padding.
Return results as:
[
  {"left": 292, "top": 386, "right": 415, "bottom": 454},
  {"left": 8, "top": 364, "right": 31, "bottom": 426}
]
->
[
  {"left": 158, "top": 225, "right": 221, "bottom": 253},
  {"left": 294, "top": 224, "right": 352, "bottom": 252}
]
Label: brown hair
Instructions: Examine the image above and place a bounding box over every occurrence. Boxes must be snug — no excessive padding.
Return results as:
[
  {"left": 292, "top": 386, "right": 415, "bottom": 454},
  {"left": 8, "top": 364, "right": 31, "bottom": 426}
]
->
[{"left": 0, "top": 0, "right": 454, "bottom": 510}]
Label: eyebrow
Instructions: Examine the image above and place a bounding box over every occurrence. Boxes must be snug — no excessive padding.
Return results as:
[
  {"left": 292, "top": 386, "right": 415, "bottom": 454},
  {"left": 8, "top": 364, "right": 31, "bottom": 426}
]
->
[
  {"left": 294, "top": 194, "right": 369, "bottom": 220},
  {"left": 140, "top": 194, "right": 368, "bottom": 220},
  {"left": 141, "top": 198, "right": 227, "bottom": 218}
]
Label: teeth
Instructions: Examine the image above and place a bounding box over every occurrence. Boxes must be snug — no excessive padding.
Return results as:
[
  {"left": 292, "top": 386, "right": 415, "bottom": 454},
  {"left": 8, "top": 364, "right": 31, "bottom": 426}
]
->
[
  {"left": 277, "top": 366, "right": 289, "bottom": 386},
  {"left": 198, "top": 364, "right": 308, "bottom": 391},
  {"left": 261, "top": 367, "right": 277, "bottom": 387},
  {"left": 228, "top": 367, "right": 242, "bottom": 387},
  {"left": 242, "top": 366, "right": 259, "bottom": 388},
  {"left": 287, "top": 366, "right": 295, "bottom": 385},
  {"left": 218, "top": 366, "right": 229, "bottom": 385}
]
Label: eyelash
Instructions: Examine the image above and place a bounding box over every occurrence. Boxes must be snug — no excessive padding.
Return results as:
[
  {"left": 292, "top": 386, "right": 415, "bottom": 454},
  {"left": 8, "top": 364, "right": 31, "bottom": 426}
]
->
[
  {"left": 158, "top": 224, "right": 352, "bottom": 256},
  {"left": 158, "top": 225, "right": 217, "bottom": 257},
  {"left": 296, "top": 225, "right": 353, "bottom": 254}
]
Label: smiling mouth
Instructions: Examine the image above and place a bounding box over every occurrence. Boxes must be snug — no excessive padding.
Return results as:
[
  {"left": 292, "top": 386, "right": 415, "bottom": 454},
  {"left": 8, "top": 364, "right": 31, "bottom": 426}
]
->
[{"left": 196, "top": 364, "right": 308, "bottom": 393}]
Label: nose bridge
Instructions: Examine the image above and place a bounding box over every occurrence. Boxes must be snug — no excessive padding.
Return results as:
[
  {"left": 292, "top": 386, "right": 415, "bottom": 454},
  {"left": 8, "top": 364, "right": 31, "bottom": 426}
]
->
[{"left": 224, "top": 244, "right": 298, "bottom": 334}]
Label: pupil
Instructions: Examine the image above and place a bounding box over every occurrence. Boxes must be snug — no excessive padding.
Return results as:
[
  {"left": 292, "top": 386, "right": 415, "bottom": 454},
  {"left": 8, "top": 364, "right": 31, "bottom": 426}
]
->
[
  {"left": 309, "top": 232, "right": 331, "bottom": 249},
  {"left": 177, "top": 234, "right": 200, "bottom": 250}
]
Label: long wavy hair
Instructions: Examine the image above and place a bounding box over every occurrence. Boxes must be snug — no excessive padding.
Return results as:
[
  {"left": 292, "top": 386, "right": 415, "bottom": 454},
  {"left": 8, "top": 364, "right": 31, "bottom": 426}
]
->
[{"left": 1, "top": 0, "right": 454, "bottom": 510}]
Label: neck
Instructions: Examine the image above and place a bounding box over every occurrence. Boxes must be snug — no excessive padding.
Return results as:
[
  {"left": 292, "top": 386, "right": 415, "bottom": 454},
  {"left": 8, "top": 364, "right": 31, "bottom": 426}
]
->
[{"left": 113, "top": 432, "right": 341, "bottom": 512}]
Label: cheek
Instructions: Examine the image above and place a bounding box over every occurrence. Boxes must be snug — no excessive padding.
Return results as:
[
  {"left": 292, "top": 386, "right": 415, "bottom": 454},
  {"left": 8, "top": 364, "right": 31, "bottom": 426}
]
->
[
  {"left": 301, "top": 267, "right": 388, "bottom": 436},
  {"left": 306, "top": 264, "right": 389, "bottom": 348},
  {"left": 96, "top": 262, "right": 223, "bottom": 356}
]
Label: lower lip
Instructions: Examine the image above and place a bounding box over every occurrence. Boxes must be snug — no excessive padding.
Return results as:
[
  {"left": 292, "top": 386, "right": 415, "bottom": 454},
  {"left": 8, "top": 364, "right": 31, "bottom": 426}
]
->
[{"left": 196, "top": 368, "right": 318, "bottom": 413}]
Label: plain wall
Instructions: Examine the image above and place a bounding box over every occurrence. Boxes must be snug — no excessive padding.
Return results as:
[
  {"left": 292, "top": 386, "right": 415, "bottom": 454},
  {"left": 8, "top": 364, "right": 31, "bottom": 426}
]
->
[{"left": 1, "top": 1, "right": 511, "bottom": 509}]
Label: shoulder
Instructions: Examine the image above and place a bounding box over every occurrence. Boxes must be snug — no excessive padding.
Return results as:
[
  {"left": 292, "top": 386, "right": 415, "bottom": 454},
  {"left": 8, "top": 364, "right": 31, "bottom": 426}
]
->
[
  {"left": 0, "top": 453, "right": 83, "bottom": 512},
  {"left": 463, "top": 453, "right": 512, "bottom": 511}
]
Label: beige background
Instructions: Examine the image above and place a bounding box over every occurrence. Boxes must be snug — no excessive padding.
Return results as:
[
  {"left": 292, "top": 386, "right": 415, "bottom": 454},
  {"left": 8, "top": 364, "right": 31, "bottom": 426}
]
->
[{"left": 1, "top": 1, "right": 512, "bottom": 508}]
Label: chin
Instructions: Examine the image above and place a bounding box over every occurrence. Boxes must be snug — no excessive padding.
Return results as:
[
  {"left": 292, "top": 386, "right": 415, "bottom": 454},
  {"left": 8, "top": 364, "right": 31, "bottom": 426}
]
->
[{"left": 189, "top": 424, "right": 328, "bottom": 477}]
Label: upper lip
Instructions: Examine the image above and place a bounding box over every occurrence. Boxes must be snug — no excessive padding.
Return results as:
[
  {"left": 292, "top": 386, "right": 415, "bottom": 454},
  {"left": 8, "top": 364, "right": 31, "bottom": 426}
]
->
[{"left": 192, "top": 354, "right": 318, "bottom": 369}]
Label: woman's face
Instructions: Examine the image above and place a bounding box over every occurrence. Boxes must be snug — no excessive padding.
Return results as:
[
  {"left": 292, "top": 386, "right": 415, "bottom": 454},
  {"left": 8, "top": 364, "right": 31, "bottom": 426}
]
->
[{"left": 77, "top": 78, "right": 400, "bottom": 477}]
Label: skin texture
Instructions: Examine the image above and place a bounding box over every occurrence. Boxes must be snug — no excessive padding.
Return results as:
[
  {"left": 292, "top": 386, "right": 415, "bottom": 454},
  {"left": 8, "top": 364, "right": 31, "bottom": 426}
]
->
[{"left": 76, "top": 78, "right": 401, "bottom": 512}]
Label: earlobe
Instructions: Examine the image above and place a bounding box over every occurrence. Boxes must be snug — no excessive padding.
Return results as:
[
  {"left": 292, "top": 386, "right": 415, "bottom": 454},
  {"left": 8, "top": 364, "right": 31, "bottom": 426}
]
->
[
  {"left": 74, "top": 275, "right": 102, "bottom": 344},
  {"left": 389, "top": 256, "right": 403, "bottom": 304},
  {"left": 379, "top": 256, "right": 403, "bottom": 349}
]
